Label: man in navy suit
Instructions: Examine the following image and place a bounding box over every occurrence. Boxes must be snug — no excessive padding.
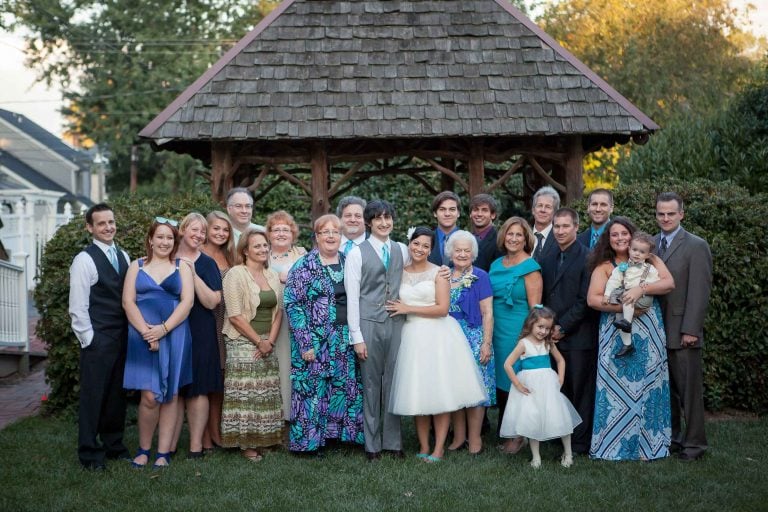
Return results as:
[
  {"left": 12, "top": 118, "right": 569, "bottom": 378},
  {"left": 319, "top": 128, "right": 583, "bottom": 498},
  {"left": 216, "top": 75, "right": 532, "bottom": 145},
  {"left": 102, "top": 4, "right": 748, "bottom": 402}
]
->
[
  {"left": 540, "top": 207, "right": 597, "bottom": 454},
  {"left": 428, "top": 191, "right": 461, "bottom": 266},
  {"left": 577, "top": 188, "right": 614, "bottom": 249},
  {"left": 531, "top": 185, "right": 560, "bottom": 263}
]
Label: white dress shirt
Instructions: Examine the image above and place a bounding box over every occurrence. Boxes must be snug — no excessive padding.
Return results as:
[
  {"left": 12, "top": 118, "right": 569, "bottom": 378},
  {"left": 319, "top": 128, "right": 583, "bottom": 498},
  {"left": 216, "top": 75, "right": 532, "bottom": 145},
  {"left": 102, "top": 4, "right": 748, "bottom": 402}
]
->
[
  {"left": 68, "top": 240, "right": 130, "bottom": 348},
  {"left": 344, "top": 237, "right": 409, "bottom": 345},
  {"left": 340, "top": 234, "right": 367, "bottom": 255},
  {"left": 533, "top": 223, "right": 553, "bottom": 253}
]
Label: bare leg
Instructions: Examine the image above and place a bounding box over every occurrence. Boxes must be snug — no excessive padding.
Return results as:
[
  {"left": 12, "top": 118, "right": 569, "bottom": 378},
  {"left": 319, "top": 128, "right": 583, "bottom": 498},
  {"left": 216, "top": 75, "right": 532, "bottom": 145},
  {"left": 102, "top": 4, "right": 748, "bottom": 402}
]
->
[
  {"left": 204, "top": 391, "right": 224, "bottom": 448},
  {"left": 133, "top": 390, "right": 160, "bottom": 465},
  {"left": 414, "top": 416, "right": 432, "bottom": 455},
  {"left": 561, "top": 434, "right": 573, "bottom": 467},
  {"left": 466, "top": 406, "right": 485, "bottom": 454},
  {"left": 170, "top": 395, "right": 185, "bottom": 453},
  {"left": 432, "top": 413, "right": 451, "bottom": 460},
  {"left": 447, "top": 409, "right": 467, "bottom": 450},
  {"left": 186, "top": 395, "right": 209, "bottom": 453},
  {"left": 529, "top": 438, "right": 541, "bottom": 468},
  {"left": 155, "top": 396, "right": 180, "bottom": 465}
]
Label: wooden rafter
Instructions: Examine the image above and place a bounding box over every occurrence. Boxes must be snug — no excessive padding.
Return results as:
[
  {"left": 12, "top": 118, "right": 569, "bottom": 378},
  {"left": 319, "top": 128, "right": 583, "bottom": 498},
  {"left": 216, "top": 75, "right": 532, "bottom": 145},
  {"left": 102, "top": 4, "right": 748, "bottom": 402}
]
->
[
  {"left": 422, "top": 157, "right": 468, "bottom": 192},
  {"left": 487, "top": 156, "right": 526, "bottom": 193},
  {"left": 274, "top": 164, "right": 312, "bottom": 195},
  {"left": 528, "top": 156, "right": 566, "bottom": 193}
]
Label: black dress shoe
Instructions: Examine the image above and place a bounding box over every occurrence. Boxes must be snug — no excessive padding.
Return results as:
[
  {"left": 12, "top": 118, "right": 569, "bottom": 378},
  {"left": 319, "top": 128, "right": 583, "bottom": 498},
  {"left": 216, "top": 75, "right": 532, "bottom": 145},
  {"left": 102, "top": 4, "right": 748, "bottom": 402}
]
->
[
  {"left": 613, "top": 319, "right": 633, "bottom": 332},
  {"left": 669, "top": 443, "right": 682, "bottom": 454},
  {"left": 614, "top": 344, "right": 635, "bottom": 358},
  {"left": 383, "top": 449, "right": 405, "bottom": 459},
  {"left": 187, "top": 451, "right": 205, "bottom": 460},
  {"left": 106, "top": 451, "right": 132, "bottom": 461},
  {"left": 82, "top": 462, "right": 107, "bottom": 472},
  {"left": 678, "top": 451, "right": 703, "bottom": 462},
  {"left": 365, "top": 451, "right": 381, "bottom": 462}
]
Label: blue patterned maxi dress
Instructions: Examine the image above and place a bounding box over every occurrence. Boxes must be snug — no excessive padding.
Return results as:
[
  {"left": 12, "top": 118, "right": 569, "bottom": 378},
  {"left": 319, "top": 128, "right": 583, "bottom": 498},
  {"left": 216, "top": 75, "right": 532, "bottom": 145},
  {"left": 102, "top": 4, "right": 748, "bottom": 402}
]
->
[
  {"left": 590, "top": 300, "right": 671, "bottom": 460},
  {"left": 283, "top": 250, "right": 364, "bottom": 452}
]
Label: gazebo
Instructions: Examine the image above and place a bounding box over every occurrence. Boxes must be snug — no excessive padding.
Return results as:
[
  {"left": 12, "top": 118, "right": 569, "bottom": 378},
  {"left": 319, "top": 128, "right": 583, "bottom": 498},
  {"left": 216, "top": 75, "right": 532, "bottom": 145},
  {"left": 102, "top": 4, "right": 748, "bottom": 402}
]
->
[{"left": 139, "top": 0, "right": 657, "bottom": 219}]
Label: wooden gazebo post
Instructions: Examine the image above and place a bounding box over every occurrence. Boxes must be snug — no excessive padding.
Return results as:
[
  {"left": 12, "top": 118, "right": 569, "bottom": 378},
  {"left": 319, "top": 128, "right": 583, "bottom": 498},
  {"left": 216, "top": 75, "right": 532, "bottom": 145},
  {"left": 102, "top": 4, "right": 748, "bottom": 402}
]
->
[
  {"left": 467, "top": 141, "right": 485, "bottom": 198},
  {"left": 310, "top": 142, "right": 330, "bottom": 219}
]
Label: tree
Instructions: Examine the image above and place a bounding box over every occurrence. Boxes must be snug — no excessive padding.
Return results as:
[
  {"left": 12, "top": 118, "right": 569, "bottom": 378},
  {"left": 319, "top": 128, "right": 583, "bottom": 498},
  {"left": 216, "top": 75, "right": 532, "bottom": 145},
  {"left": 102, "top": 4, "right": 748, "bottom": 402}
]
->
[
  {"left": 6, "top": 0, "right": 273, "bottom": 192},
  {"left": 541, "top": 0, "right": 755, "bottom": 123}
]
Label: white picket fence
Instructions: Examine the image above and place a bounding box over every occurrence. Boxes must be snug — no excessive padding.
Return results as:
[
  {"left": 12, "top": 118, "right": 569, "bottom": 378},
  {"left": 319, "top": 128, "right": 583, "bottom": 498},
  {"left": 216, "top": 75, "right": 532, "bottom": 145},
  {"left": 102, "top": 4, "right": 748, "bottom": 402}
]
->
[
  {"left": 1, "top": 199, "right": 83, "bottom": 289},
  {"left": 0, "top": 254, "right": 28, "bottom": 349}
]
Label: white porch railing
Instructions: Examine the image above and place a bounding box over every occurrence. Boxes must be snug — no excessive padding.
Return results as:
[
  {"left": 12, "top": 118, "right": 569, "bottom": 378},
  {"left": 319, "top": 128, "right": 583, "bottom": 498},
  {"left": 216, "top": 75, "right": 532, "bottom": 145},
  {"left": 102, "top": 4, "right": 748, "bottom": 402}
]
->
[{"left": 0, "top": 254, "right": 29, "bottom": 349}]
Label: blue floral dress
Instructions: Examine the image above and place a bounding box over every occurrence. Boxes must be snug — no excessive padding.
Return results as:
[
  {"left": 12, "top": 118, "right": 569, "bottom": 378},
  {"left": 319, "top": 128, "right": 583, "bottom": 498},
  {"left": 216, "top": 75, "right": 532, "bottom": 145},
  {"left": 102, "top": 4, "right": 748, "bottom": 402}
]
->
[
  {"left": 283, "top": 250, "right": 364, "bottom": 452},
  {"left": 590, "top": 300, "right": 671, "bottom": 460},
  {"left": 449, "top": 267, "right": 496, "bottom": 406}
]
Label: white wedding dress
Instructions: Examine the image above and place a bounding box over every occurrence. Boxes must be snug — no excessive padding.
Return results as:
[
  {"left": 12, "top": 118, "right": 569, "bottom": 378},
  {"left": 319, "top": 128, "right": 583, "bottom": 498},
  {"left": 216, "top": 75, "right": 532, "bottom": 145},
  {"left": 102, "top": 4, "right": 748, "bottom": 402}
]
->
[{"left": 390, "top": 267, "right": 488, "bottom": 416}]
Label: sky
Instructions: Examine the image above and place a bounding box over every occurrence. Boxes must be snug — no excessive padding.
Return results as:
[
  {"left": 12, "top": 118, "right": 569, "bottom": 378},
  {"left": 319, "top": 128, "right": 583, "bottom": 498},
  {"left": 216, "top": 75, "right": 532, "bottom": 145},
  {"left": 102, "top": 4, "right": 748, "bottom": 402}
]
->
[{"left": 0, "top": 1, "right": 766, "bottom": 139}]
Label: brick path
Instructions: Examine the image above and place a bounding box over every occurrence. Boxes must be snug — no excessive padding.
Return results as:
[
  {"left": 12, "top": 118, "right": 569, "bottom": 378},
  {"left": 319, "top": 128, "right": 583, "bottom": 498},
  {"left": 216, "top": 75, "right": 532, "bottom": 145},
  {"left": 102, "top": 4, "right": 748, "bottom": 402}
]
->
[{"left": 0, "top": 317, "right": 51, "bottom": 430}]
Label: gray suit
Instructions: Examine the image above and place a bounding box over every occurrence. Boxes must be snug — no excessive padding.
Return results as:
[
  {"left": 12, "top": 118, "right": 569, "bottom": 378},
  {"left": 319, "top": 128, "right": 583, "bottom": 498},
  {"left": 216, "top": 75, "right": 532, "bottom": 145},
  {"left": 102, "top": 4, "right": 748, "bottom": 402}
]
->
[
  {"left": 655, "top": 227, "right": 712, "bottom": 458},
  {"left": 358, "top": 241, "right": 405, "bottom": 453}
]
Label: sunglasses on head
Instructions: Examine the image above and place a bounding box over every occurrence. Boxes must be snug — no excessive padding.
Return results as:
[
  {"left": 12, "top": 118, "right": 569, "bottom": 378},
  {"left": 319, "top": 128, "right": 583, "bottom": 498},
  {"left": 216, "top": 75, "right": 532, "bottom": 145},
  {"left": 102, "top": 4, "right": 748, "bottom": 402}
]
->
[{"left": 154, "top": 216, "right": 178, "bottom": 227}]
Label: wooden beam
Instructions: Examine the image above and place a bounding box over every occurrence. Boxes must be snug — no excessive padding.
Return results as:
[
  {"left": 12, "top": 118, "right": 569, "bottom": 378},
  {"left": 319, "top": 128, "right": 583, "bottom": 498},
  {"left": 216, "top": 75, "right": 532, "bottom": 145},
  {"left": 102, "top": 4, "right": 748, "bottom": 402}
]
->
[
  {"left": 467, "top": 142, "right": 485, "bottom": 197},
  {"left": 487, "top": 156, "right": 526, "bottom": 193},
  {"left": 423, "top": 157, "right": 468, "bottom": 192},
  {"left": 528, "top": 156, "right": 567, "bottom": 194},
  {"left": 310, "top": 142, "right": 330, "bottom": 220},
  {"left": 274, "top": 165, "right": 312, "bottom": 195},
  {"left": 328, "top": 161, "right": 365, "bottom": 196},
  {"left": 563, "top": 136, "right": 584, "bottom": 205},
  {"left": 246, "top": 165, "right": 270, "bottom": 194},
  {"left": 211, "top": 142, "right": 233, "bottom": 203},
  {"left": 406, "top": 173, "right": 439, "bottom": 196}
]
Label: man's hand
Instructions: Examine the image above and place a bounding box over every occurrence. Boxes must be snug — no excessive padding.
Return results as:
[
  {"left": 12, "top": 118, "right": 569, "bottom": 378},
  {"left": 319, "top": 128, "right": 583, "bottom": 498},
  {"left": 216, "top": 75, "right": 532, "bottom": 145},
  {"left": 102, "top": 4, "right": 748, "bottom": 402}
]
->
[
  {"left": 681, "top": 334, "right": 699, "bottom": 348},
  {"left": 354, "top": 342, "right": 368, "bottom": 361}
]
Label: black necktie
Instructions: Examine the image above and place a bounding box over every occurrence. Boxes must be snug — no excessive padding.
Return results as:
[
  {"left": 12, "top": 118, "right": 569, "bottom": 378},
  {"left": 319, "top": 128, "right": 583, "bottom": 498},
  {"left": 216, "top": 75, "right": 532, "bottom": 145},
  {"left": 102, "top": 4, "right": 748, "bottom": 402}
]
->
[
  {"left": 558, "top": 251, "right": 565, "bottom": 269},
  {"left": 534, "top": 232, "right": 544, "bottom": 259},
  {"left": 659, "top": 237, "right": 668, "bottom": 258}
]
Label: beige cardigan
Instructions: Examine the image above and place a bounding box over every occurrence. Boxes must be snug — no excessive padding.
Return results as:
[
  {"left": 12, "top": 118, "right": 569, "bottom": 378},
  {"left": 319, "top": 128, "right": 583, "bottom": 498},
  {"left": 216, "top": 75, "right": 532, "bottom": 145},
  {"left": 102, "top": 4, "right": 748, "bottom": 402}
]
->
[{"left": 221, "top": 264, "right": 283, "bottom": 340}]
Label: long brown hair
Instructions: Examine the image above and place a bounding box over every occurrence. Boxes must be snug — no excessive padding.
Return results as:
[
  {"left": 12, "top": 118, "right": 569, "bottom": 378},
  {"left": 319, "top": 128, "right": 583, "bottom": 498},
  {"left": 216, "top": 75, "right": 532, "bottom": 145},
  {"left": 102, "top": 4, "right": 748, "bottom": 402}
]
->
[
  {"left": 588, "top": 216, "right": 637, "bottom": 272},
  {"left": 518, "top": 306, "right": 557, "bottom": 351}
]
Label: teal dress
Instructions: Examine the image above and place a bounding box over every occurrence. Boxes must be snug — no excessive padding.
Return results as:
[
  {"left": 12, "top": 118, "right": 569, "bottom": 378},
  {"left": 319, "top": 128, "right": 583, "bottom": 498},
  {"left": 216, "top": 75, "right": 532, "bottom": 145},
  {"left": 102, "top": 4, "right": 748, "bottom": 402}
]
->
[{"left": 489, "top": 257, "right": 541, "bottom": 392}]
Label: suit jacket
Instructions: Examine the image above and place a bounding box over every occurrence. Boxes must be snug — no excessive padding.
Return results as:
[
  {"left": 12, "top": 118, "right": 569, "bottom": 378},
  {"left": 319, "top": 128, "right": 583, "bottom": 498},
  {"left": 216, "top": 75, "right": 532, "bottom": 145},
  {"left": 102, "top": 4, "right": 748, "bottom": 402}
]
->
[
  {"left": 654, "top": 227, "right": 712, "bottom": 349},
  {"left": 540, "top": 241, "right": 596, "bottom": 350},
  {"left": 534, "top": 228, "right": 558, "bottom": 264},
  {"left": 576, "top": 229, "right": 592, "bottom": 249},
  {"left": 473, "top": 226, "right": 502, "bottom": 272}
]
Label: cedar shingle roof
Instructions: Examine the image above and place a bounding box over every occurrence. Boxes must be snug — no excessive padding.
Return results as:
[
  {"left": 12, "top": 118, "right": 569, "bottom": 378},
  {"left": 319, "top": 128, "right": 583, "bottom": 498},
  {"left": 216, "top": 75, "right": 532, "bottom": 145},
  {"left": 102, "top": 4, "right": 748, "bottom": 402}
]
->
[{"left": 139, "top": 0, "right": 658, "bottom": 143}]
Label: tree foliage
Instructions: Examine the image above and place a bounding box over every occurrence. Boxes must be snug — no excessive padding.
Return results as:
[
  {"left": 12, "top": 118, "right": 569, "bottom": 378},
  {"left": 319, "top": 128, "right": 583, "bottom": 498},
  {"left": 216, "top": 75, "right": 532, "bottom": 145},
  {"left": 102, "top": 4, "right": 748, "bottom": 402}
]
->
[
  {"left": 617, "top": 58, "right": 768, "bottom": 193},
  {"left": 541, "top": 0, "right": 755, "bottom": 122},
  {"left": 6, "top": 0, "right": 271, "bottom": 192}
]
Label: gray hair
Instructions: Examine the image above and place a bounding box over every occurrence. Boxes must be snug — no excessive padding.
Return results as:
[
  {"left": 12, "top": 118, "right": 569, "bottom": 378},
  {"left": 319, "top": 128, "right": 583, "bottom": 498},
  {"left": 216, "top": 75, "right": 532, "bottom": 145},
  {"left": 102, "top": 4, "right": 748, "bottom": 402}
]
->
[
  {"left": 444, "top": 230, "right": 479, "bottom": 262},
  {"left": 336, "top": 196, "right": 367, "bottom": 217},
  {"left": 532, "top": 185, "right": 561, "bottom": 212},
  {"left": 226, "top": 187, "right": 253, "bottom": 205}
]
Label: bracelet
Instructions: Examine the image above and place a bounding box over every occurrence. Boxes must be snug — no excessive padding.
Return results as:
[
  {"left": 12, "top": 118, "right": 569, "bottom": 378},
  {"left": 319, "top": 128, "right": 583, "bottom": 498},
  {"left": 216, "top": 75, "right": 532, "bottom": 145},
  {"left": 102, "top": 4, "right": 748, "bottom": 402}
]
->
[{"left": 162, "top": 321, "right": 169, "bottom": 334}]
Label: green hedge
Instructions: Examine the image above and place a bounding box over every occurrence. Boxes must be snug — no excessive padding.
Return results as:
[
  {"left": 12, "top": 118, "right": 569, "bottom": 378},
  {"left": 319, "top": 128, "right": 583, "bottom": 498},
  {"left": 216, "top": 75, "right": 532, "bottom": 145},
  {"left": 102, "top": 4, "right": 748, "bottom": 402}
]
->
[
  {"left": 35, "top": 192, "right": 221, "bottom": 413},
  {"left": 574, "top": 178, "right": 767, "bottom": 413}
]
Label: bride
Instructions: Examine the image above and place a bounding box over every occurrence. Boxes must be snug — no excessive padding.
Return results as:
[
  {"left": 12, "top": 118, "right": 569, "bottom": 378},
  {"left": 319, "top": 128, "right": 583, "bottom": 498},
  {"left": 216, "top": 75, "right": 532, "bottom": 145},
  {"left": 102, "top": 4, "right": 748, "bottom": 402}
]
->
[{"left": 387, "top": 227, "right": 487, "bottom": 462}]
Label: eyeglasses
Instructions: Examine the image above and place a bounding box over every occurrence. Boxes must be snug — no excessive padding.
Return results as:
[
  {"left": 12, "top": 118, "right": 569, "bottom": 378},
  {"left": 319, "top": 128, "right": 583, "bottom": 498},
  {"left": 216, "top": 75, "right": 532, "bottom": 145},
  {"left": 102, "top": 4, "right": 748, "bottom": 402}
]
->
[
  {"left": 317, "top": 230, "right": 341, "bottom": 237},
  {"left": 228, "top": 203, "right": 253, "bottom": 210},
  {"left": 154, "top": 216, "right": 178, "bottom": 227}
]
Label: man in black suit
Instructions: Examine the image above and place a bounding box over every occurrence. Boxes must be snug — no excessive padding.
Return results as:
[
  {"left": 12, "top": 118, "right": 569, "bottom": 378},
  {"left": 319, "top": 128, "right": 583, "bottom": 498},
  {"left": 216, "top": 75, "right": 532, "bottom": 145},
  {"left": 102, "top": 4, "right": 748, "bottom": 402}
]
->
[
  {"left": 541, "top": 207, "right": 597, "bottom": 454},
  {"left": 428, "top": 191, "right": 461, "bottom": 266},
  {"left": 655, "top": 192, "right": 712, "bottom": 461},
  {"left": 531, "top": 185, "right": 560, "bottom": 263},
  {"left": 68, "top": 203, "right": 130, "bottom": 470},
  {"left": 577, "top": 188, "right": 614, "bottom": 249},
  {"left": 469, "top": 193, "right": 503, "bottom": 272}
]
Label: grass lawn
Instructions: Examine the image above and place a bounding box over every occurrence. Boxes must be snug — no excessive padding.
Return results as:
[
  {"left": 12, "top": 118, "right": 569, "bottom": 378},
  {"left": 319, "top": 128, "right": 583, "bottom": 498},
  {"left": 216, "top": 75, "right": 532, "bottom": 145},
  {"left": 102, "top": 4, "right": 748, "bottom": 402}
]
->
[{"left": 1, "top": 408, "right": 765, "bottom": 512}]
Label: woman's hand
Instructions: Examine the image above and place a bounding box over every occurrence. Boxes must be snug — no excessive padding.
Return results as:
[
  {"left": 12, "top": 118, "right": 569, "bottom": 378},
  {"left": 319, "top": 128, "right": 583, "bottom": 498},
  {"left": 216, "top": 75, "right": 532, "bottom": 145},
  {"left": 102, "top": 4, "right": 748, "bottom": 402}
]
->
[
  {"left": 142, "top": 324, "right": 165, "bottom": 343},
  {"left": 302, "top": 348, "right": 315, "bottom": 362},
  {"left": 621, "top": 286, "right": 644, "bottom": 305},
  {"left": 385, "top": 299, "right": 409, "bottom": 316},
  {"left": 180, "top": 257, "right": 197, "bottom": 276},
  {"left": 148, "top": 340, "right": 159, "bottom": 352},
  {"left": 256, "top": 336, "right": 274, "bottom": 357},
  {"left": 479, "top": 342, "right": 491, "bottom": 365}
]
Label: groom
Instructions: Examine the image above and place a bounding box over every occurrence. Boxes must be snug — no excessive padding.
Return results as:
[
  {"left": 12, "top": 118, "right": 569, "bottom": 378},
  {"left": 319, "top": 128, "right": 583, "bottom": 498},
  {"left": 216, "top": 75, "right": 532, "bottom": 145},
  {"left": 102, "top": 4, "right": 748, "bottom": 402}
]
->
[{"left": 344, "top": 200, "right": 408, "bottom": 461}]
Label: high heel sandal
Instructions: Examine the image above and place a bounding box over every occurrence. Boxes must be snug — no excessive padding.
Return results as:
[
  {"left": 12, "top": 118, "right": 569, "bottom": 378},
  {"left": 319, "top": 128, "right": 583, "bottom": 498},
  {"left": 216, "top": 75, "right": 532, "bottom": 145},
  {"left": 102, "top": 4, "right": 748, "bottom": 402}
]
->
[
  {"left": 152, "top": 451, "right": 171, "bottom": 469},
  {"left": 131, "top": 448, "right": 151, "bottom": 469}
]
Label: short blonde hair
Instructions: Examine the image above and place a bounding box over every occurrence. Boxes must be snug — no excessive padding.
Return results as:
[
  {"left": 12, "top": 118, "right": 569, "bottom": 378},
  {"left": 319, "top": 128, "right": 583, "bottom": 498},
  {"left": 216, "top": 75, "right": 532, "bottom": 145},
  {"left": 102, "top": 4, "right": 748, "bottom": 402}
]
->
[
  {"left": 314, "top": 214, "right": 341, "bottom": 233},
  {"left": 179, "top": 212, "right": 207, "bottom": 234}
]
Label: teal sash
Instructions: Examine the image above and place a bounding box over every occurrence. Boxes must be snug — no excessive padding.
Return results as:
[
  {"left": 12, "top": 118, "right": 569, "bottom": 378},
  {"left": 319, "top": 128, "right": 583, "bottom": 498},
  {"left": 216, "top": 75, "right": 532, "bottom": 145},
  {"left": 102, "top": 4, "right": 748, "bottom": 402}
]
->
[{"left": 513, "top": 354, "right": 551, "bottom": 373}]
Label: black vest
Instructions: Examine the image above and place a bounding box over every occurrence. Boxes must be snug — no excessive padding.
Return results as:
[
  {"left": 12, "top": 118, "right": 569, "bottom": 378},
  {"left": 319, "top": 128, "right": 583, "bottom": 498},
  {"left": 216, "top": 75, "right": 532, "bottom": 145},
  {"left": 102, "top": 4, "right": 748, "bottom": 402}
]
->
[{"left": 84, "top": 244, "right": 129, "bottom": 341}]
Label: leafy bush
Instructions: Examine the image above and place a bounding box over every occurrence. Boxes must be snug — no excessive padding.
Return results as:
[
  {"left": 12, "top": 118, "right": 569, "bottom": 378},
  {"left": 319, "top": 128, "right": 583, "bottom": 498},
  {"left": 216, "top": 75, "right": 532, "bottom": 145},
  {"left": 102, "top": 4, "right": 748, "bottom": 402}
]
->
[
  {"left": 35, "top": 192, "right": 223, "bottom": 412},
  {"left": 574, "top": 178, "right": 768, "bottom": 413}
]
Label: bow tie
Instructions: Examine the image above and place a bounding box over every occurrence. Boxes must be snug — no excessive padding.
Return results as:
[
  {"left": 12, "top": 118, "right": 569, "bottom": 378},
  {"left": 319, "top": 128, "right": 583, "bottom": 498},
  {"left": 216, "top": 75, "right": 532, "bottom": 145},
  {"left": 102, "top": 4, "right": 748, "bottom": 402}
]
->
[{"left": 628, "top": 261, "right": 644, "bottom": 268}]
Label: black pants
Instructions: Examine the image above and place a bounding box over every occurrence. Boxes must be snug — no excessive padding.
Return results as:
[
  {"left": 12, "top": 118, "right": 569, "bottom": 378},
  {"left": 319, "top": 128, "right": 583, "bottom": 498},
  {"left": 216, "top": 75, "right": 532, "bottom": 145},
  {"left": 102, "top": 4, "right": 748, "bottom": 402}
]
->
[
  {"left": 78, "top": 333, "right": 128, "bottom": 467},
  {"left": 560, "top": 349, "right": 597, "bottom": 454}
]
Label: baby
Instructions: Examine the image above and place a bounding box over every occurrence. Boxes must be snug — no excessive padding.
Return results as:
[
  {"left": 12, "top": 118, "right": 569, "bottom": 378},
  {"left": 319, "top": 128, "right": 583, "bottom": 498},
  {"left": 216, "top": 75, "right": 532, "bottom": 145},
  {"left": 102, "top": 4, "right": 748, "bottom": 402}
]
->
[{"left": 603, "top": 232, "right": 659, "bottom": 358}]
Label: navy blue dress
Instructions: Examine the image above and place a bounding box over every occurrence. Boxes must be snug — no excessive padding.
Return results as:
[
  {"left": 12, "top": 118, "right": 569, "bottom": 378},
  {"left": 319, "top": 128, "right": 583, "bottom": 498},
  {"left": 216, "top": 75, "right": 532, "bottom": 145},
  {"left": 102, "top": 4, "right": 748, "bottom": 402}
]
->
[{"left": 182, "top": 252, "right": 223, "bottom": 397}]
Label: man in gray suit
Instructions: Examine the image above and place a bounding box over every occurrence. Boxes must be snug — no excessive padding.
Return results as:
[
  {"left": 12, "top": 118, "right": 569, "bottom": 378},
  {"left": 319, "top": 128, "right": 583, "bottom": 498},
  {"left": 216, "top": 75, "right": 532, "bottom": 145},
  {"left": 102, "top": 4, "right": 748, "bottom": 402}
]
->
[
  {"left": 344, "top": 200, "right": 408, "bottom": 461},
  {"left": 655, "top": 192, "right": 712, "bottom": 461}
]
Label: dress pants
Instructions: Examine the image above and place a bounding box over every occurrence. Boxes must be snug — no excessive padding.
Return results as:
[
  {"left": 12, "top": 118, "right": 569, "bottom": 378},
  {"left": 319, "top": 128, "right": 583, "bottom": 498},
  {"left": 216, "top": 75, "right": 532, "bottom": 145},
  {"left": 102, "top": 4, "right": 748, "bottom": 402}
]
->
[
  {"left": 358, "top": 317, "right": 403, "bottom": 453},
  {"left": 667, "top": 347, "right": 707, "bottom": 458},
  {"left": 78, "top": 332, "right": 128, "bottom": 467},
  {"left": 560, "top": 348, "right": 596, "bottom": 454}
]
